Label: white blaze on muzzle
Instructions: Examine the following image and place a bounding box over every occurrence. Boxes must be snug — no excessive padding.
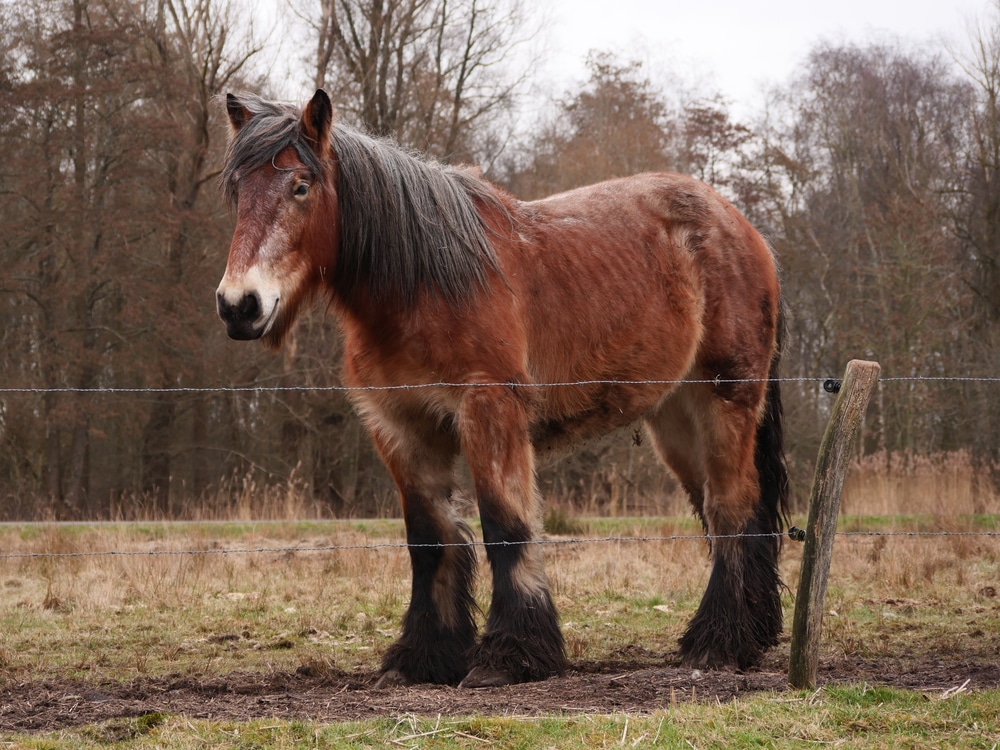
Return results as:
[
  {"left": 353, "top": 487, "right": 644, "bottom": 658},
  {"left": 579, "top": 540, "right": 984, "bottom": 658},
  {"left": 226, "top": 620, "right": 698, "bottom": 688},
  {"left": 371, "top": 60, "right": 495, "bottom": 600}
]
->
[{"left": 216, "top": 225, "right": 293, "bottom": 339}]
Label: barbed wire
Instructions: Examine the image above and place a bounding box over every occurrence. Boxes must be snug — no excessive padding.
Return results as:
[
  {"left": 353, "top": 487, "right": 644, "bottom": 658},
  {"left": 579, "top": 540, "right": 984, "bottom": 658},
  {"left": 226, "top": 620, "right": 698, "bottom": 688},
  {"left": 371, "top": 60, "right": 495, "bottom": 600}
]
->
[
  {"left": 2, "top": 372, "right": 997, "bottom": 560},
  {"left": 2, "top": 374, "right": 1000, "bottom": 395},
  {"left": 1, "top": 529, "right": 996, "bottom": 560}
]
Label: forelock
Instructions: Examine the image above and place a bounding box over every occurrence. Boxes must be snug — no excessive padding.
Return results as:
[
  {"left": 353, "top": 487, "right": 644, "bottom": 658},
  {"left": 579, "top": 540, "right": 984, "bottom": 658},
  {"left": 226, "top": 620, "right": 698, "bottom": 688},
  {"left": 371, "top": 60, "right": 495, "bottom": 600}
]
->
[{"left": 221, "top": 94, "right": 325, "bottom": 206}]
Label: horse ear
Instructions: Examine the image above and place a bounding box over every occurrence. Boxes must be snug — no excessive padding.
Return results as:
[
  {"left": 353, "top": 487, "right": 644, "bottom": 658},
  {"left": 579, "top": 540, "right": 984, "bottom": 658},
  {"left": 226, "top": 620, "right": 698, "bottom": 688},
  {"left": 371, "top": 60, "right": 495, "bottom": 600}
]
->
[
  {"left": 301, "top": 89, "right": 333, "bottom": 159},
  {"left": 226, "top": 93, "right": 252, "bottom": 133}
]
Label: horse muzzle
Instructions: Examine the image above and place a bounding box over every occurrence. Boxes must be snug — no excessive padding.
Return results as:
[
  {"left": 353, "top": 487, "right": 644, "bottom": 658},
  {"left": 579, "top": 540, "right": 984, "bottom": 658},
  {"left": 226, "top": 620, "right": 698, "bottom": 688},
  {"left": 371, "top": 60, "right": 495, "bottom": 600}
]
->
[{"left": 216, "top": 290, "right": 272, "bottom": 340}]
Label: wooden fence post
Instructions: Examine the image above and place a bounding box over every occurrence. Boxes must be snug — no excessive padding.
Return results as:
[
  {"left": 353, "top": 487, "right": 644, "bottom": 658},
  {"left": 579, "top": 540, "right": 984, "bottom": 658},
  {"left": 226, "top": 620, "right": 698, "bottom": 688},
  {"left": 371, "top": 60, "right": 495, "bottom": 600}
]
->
[{"left": 788, "top": 359, "right": 881, "bottom": 689}]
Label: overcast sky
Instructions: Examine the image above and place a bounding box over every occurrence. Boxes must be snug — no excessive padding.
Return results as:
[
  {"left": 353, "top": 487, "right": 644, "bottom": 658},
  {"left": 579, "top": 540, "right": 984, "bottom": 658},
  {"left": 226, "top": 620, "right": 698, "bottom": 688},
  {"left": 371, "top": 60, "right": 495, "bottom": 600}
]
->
[{"left": 542, "top": 0, "right": 992, "bottom": 116}]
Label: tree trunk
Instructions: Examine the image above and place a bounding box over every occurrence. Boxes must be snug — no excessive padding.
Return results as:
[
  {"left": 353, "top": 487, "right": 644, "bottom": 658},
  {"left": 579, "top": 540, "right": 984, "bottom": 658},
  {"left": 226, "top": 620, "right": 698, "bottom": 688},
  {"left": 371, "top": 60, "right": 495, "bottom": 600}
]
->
[{"left": 141, "top": 397, "right": 176, "bottom": 514}]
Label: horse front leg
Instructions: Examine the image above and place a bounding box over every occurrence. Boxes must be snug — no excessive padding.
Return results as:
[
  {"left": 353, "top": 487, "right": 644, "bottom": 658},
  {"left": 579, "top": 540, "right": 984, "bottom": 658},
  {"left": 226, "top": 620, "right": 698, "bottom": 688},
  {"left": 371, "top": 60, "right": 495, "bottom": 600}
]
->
[
  {"left": 369, "top": 418, "right": 478, "bottom": 687},
  {"left": 457, "top": 386, "right": 567, "bottom": 688}
]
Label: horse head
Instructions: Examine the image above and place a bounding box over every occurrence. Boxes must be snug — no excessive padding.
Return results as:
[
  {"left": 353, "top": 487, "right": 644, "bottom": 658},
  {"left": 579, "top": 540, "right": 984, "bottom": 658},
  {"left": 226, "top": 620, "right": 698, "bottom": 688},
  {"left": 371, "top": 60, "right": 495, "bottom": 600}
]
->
[{"left": 216, "top": 90, "right": 338, "bottom": 348}]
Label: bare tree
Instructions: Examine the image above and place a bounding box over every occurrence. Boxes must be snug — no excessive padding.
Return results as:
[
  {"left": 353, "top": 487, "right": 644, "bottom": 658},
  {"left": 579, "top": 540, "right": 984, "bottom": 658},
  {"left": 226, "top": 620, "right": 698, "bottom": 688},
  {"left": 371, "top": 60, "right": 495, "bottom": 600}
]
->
[
  {"left": 752, "top": 40, "right": 974, "bottom": 458},
  {"left": 506, "top": 52, "right": 676, "bottom": 199},
  {"left": 296, "top": 0, "right": 536, "bottom": 160},
  {"left": 0, "top": 0, "right": 169, "bottom": 514},
  {"left": 934, "top": 1, "right": 1000, "bottom": 465},
  {"left": 954, "top": 2, "right": 1000, "bottom": 324},
  {"left": 132, "top": 0, "right": 266, "bottom": 509},
  {"left": 0, "top": 0, "right": 269, "bottom": 516},
  {"left": 676, "top": 95, "right": 752, "bottom": 190}
]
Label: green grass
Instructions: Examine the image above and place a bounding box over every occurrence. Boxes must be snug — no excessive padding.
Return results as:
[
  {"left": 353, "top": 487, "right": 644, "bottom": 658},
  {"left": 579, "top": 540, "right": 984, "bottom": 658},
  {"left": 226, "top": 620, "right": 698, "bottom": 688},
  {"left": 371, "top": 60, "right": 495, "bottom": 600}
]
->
[
  {"left": 7, "top": 687, "right": 1000, "bottom": 748},
  {"left": 837, "top": 514, "right": 1000, "bottom": 532}
]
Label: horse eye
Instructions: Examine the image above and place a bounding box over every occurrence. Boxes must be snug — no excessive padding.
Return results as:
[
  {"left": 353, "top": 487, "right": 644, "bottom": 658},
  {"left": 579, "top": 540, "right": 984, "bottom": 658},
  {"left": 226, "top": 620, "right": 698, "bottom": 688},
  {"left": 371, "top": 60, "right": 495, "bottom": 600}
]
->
[{"left": 293, "top": 182, "right": 310, "bottom": 198}]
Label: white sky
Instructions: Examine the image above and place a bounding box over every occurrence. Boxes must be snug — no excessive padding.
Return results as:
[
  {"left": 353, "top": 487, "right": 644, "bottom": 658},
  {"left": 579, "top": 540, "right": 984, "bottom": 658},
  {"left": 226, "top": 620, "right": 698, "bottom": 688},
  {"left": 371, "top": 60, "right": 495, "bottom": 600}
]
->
[{"left": 542, "top": 0, "right": 992, "bottom": 117}]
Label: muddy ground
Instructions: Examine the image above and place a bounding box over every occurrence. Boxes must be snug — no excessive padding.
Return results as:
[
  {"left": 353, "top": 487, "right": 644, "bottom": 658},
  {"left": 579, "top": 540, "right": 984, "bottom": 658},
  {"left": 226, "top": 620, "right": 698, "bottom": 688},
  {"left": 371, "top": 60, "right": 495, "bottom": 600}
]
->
[{"left": 4, "top": 647, "right": 998, "bottom": 733}]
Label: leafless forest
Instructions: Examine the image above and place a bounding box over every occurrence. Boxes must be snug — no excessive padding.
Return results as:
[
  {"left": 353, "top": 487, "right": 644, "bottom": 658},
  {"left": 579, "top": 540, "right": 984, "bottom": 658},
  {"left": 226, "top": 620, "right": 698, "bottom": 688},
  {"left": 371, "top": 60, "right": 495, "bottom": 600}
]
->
[{"left": 3, "top": 0, "right": 1000, "bottom": 520}]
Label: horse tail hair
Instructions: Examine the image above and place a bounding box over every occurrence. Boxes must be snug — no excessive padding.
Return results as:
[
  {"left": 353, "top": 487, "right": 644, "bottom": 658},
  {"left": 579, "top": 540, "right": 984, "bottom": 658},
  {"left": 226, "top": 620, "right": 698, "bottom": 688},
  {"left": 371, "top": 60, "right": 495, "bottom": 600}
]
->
[{"left": 754, "top": 300, "right": 790, "bottom": 552}]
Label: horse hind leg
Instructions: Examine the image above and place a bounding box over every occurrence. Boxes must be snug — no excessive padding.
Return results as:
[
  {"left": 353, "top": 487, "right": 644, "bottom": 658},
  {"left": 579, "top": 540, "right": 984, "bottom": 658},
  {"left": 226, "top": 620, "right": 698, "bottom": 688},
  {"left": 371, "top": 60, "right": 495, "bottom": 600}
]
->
[
  {"left": 370, "top": 417, "right": 478, "bottom": 687},
  {"left": 457, "top": 385, "right": 566, "bottom": 687},
  {"left": 643, "top": 388, "right": 708, "bottom": 529},
  {"left": 647, "top": 385, "right": 786, "bottom": 671},
  {"left": 685, "top": 394, "right": 784, "bottom": 670}
]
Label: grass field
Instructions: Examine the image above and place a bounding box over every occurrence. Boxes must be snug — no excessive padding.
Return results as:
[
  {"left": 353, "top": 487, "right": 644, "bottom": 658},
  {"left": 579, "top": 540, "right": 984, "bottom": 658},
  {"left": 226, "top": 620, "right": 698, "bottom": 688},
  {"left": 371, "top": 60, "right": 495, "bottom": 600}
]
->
[
  {"left": 2, "top": 454, "right": 1000, "bottom": 747},
  {"left": 10, "top": 688, "right": 1000, "bottom": 748}
]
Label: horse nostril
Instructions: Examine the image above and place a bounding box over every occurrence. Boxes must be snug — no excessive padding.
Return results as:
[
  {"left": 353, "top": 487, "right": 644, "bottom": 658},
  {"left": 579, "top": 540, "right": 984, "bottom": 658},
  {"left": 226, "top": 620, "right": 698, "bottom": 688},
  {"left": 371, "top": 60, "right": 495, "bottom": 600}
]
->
[
  {"left": 216, "top": 292, "right": 232, "bottom": 320},
  {"left": 217, "top": 291, "right": 261, "bottom": 325},
  {"left": 238, "top": 292, "right": 260, "bottom": 320}
]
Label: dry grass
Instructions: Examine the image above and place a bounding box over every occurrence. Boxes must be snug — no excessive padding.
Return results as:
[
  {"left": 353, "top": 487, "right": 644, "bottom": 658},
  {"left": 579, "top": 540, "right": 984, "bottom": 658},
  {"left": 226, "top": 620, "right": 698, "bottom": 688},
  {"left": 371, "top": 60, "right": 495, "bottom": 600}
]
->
[
  {"left": 842, "top": 450, "right": 1000, "bottom": 517},
  {"left": 0, "top": 522, "right": 414, "bottom": 681},
  {"left": 790, "top": 530, "right": 1000, "bottom": 662},
  {"left": 0, "top": 519, "right": 709, "bottom": 682},
  {"left": 2, "top": 452, "right": 999, "bottom": 747},
  {"left": 99, "top": 449, "right": 1000, "bottom": 522},
  {"left": 0, "top": 450, "right": 998, "bottom": 686},
  {"left": 108, "top": 469, "right": 365, "bottom": 522},
  {"left": 0, "top": 514, "right": 996, "bottom": 687}
]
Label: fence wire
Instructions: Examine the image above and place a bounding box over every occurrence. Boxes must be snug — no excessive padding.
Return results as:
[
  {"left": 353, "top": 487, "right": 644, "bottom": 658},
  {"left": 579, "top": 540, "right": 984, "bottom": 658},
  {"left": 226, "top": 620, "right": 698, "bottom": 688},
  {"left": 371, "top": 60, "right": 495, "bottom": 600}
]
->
[
  {"left": 1, "top": 370, "right": 997, "bottom": 561},
  {"left": 2, "top": 374, "right": 1000, "bottom": 395},
  {"left": 1, "top": 529, "right": 997, "bottom": 560}
]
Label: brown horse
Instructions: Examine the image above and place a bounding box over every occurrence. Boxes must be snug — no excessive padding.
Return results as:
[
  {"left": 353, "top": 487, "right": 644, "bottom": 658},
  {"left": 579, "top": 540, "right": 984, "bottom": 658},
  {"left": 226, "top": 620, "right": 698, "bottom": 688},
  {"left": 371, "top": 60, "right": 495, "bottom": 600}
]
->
[{"left": 217, "top": 90, "right": 789, "bottom": 688}]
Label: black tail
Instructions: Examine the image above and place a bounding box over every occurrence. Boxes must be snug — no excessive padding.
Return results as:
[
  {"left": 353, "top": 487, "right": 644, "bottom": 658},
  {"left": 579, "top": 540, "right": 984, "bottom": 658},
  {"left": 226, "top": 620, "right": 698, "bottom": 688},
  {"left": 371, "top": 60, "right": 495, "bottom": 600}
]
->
[{"left": 754, "top": 304, "right": 790, "bottom": 551}]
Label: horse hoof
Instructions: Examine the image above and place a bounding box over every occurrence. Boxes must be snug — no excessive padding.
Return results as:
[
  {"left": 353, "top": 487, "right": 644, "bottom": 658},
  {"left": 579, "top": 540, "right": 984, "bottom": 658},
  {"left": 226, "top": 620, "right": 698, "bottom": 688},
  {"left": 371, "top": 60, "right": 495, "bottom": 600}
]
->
[
  {"left": 374, "top": 669, "right": 414, "bottom": 689},
  {"left": 459, "top": 666, "right": 514, "bottom": 688}
]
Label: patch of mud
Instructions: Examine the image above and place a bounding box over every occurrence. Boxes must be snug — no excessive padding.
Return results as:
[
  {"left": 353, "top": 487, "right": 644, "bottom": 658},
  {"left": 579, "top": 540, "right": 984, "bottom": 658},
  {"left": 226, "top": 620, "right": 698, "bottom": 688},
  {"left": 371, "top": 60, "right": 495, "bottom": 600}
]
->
[{"left": 3, "top": 649, "right": 998, "bottom": 733}]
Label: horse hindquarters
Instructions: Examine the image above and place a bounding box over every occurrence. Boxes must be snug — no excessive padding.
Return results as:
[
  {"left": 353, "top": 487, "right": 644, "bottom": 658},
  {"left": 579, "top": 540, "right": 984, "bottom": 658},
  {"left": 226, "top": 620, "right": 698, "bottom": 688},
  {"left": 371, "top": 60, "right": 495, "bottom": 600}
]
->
[
  {"left": 647, "top": 368, "right": 787, "bottom": 670},
  {"left": 680, "top": 372, "right": 786, "bottom": 670}
]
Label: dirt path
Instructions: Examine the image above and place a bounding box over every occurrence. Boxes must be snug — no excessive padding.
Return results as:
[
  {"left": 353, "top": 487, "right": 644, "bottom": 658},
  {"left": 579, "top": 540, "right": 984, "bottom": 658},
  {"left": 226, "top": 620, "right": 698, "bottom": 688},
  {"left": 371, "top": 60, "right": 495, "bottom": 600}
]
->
[{"left": 4, "top": 650, "right": 998, "bottom": 733}]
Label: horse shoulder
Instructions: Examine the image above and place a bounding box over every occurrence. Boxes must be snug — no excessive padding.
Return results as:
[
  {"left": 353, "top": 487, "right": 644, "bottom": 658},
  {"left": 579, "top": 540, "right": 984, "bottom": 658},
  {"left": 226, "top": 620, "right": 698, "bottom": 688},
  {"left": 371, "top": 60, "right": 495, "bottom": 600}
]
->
[{"left": 338, "top": 286, "right": 529, "bottom": 397}]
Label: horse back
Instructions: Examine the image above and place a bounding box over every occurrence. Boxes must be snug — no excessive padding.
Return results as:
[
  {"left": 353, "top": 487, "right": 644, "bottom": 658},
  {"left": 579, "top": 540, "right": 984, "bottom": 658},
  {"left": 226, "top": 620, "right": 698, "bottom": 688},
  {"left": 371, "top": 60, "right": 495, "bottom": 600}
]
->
[
  {"left": 503, "top": 173, "right": 780, "bottom": 416},
  {"left": 340, "top": 172, "right": 779, "bottom": 448}
]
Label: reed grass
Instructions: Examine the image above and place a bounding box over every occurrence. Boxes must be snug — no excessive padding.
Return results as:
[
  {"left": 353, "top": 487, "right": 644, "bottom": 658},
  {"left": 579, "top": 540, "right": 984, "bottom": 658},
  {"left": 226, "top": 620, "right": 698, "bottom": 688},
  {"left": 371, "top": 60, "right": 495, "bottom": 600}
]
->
[{"left": 84, "top": 449, "right": 1000, "bottom": 524}]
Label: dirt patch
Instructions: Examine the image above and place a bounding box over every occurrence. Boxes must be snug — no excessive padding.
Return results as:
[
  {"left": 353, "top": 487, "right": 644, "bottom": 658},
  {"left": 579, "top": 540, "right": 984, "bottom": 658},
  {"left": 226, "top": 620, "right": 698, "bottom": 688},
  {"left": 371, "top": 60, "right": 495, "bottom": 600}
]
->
[{"left": 3, "top": 649, "right": 998, "bottom": 733}]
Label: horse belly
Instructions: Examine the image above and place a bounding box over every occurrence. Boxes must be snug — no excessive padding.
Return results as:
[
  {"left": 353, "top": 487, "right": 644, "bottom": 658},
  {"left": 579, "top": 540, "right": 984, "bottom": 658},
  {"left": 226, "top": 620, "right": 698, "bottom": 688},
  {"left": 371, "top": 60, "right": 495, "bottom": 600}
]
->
[
  {"left": 525, "top": 283, "right": 703, "bottom": 455},
  {"left": 527, "top": 384, "right": 655, "bottom": 454}
]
